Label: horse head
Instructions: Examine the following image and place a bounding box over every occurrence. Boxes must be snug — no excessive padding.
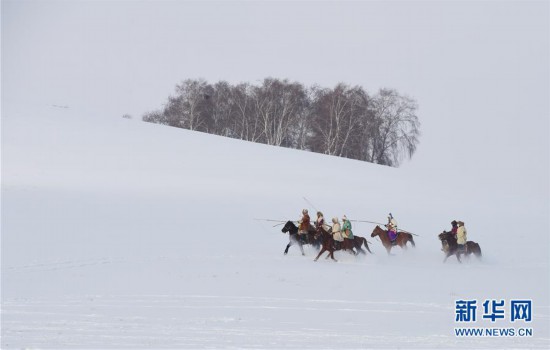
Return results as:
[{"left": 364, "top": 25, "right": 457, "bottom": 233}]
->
[
  {"left": 438, "top": 231, "right": 453, "bottom": 242},
  {"left": 315, "top": 224, "right": 331, "bottom": 238},
  {"left": 281, "top": 221, "right": 298, "bottom": 234},
  {"left": 371, "top": 225, "right": 384, "bottom": 237}
]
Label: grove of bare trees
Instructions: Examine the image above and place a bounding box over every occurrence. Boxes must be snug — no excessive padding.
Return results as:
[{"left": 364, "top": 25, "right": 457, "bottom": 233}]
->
[{"left": 143, "top": 78, "right": 420, "bottom": 167}]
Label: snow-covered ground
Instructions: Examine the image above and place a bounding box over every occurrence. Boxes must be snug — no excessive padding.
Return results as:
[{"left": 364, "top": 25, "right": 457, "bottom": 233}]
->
[{"left": 2, "top": 113, "right": 549, "bottom": 349}]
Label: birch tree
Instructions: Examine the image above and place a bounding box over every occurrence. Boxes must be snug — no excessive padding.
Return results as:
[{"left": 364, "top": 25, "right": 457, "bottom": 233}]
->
[
  {"left": 142, "top": 79, "right": 421, "bottom": 167},
  {"left": 204, "top": 81, "right": 233, "bottom": 137},
  {"left": 164, "top": 79, "right": 210, "bottom": 131},
  {"left": 368, "top": 88, "right": 420, "bottom": 166},
  {"left": 309, "top": 84, "right": 367, "bottom": 157},
  {"left": 230, "top": 83, "right": 263, "bottom": 142},
  {"left": 251, "top": 78, "right": 308, "bottom": 147}
]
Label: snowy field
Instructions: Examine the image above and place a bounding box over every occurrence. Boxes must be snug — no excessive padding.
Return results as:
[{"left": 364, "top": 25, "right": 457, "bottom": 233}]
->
[{"left": 1, "top": 113, "right": 548, "bottom": 349}]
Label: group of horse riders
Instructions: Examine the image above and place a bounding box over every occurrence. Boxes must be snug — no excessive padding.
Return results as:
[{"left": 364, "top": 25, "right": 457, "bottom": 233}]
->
[
  {"left": 297, "top": 209, "right": 470, "bottom": 251},
  {"left": 296, "top": 209, "right": 403, "bottom": 249}
]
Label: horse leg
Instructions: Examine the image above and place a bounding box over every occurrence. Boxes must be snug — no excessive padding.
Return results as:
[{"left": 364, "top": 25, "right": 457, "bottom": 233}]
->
[
  {"left": 326, "top": 246, "right": 336, "bottom": 260},
  {"left": 314, "top": 247, "right": 326, "bottom": 261},
  {"left": 299, "top": 242, "right": 305, "bottom": 256},
  {"left": 444, "top": 251, "right": 460, "bottom": 263},
  {"left": 344, "top": 246, "right": 354, "bottom": 255},
  {"left": 344, "top": 239, "right": 356, "bottom": 255},
  {"left": 352, "top": 239, "right": 363, "bottom": 255},
  {"left": 314, "top": 241, "right": 321, "bottom": 251},
  {"left": 284, "top": 243, "right": 291, "bottom": 255},
  {"left": 323, "top": 246, "right": 337, "bottom": 261},
  {"left": 349, "top": 241, "right": 358, "bottom": 255},
  {"left": 456, "top": 251, "right": 462, "bottom": 263}
]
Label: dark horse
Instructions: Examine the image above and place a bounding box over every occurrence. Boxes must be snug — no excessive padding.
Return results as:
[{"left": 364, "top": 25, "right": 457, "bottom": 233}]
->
[
  {"left": 438, "top": 231, "right": 482, "bottom": 263},
  {"left": 281, "top": 221, "right": 321, "bottom": 255},
  {"left": 313, "top": 226, "right": 373, "bottom": 262},
  {"left": 371, "top": 225, "right": 415, "bottom": 254}
]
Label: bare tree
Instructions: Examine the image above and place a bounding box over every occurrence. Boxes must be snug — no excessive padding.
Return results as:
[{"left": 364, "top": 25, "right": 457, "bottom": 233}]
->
[
  {"left": 202, "top": 81, "right": 234, "bottom": 136},
  {"left": 141, "top": 79, "right": 420, "bottom": 167},
  {"left": 288, "top": 87, "right": 313, "bottom": 150},
  {"left": 142, "top": 110, "right": 167, "bottom": 125},
  {"left": 249, "top": 78, "right": 308, "bottom": 147},
  {"left": 164, "top": 79, "right": 210, "bottom": 131},
  {"left": 368, "top": 89, "right": 420, "bottom": 166},
  {"left": 309, "top": 84, "right": 367, "bottom": 157},
  {"left": 230, "top": 83, "right": 263, "bottom": 142}
]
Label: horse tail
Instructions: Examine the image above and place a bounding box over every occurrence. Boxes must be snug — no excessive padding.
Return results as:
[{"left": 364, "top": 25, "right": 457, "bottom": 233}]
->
[
  {"left": 363, "top": 237, "right": 373, "bottom": 254},
  {"left": 408, "top": 234, "right": 416, "bottom": 247},
  {"left": 474, "top": 243, "right": 482, "bottom": 258}
]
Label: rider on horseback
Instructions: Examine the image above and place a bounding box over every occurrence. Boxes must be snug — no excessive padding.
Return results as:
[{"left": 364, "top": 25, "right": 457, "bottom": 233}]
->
[
  {"left": 451, "top": 220, "right": 458, "bottom": 237},
  {"left": 385, "top": 213, "right": 398, "bottom": 242},
  {"left": 341, "top": 215, "right": 354, "bottom": 247},
  {"left": 298, "top": 209, "right": 310, "bottom": 243},
  {"left": 456, "top": 221, "right": 467, "bottom": 252},
  {"left": 331, "top": 217, "right": 344, "bottom": 249},
  {"left": 315, "top": 211, "right": 330, "bottom": 232},
  {"left": 441, "top": 220, "right": 459, "bottom": 252}
]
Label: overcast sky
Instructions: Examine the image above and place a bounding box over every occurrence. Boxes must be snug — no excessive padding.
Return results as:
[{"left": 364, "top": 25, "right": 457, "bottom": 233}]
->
[{"left": 2, "top": 0, "right": 549, "bottom": 200}]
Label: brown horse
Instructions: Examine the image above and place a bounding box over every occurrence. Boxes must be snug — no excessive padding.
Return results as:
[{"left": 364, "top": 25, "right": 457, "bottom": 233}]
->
[
  {"left": 438, "top": 231, "right": 482, "bottom": 263},
  {"left": 313, "top": 226, "right": 356, "bottom": 262},
  {"left": 371, "top": 225, "right": 415, "bottom": 254}
]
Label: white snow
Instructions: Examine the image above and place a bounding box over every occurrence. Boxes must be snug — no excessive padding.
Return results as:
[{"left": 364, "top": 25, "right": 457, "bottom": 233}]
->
[{"left": 2, "top": 113, "right": 549, "bottom": 349}]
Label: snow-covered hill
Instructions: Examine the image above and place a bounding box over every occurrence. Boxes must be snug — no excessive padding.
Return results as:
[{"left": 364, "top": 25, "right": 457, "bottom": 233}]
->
[{"left": 2, "top": 113, "right": 549, "bottom": 349}]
